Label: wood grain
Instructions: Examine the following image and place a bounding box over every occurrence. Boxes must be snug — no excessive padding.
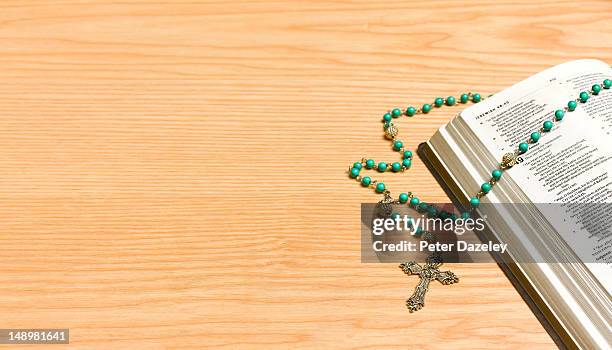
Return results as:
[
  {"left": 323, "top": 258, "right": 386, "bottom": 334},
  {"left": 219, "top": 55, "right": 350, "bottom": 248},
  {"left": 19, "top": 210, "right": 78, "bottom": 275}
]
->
[{"left": 0, "top": 1, "right": 610, "bottom": 349}]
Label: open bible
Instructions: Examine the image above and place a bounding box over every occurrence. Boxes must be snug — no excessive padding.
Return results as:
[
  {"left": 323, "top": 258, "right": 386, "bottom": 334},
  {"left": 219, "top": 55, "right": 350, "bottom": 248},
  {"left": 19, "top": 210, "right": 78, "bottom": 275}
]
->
[{"left": 418, "top": 59, "right": 612, "bottom": 349}]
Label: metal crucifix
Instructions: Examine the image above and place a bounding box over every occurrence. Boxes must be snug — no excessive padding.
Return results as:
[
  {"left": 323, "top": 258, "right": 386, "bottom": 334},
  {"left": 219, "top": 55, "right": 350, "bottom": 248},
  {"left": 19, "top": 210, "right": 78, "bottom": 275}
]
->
[{"left": 399, "top": 255, "right": 459, "bottom": 312}]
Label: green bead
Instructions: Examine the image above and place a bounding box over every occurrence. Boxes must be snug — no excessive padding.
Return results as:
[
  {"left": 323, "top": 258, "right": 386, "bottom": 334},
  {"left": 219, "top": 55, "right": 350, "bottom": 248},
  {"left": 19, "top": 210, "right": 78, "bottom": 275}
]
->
[
  {"left": 392, "top": 108, "right": 402, "bottom": 118},
  {"left": 402, "top": 159, "right": 411, "bottom": 168},
  {"left": 383, "top": 113, "right": 392, "bottom": 122},
  {"left": 446, "top": 96, "right": 456, "bottom": 106},
  {"left": 518, "top": 142, "right": 529, "bottom": 153},
  {"left": 568, "top": 100, "right": 577, "bottom": 111},
  {"left": 353, "top": 162, "right": 362, "bottom": 169},
  {"left": 554, "top": 110, "right": 565, "bottom": 121},
  {"left": 492, "top": 169, "right": 502, "bottom": 180},
  {"left": 405, "top": 216, "right": 414, "bottom": 227},
  {"left": 391, "top": 212, "right": 400, "bottom": 219},
  {"left": 375, "top": 182, "right": 386, "bottom": 193},
  {"left": 472, "top": 93, "right": 481, "bottom": 102},
  {"left": 481, "top": 182, "right": 492, "bottom": 194},
  {"left": 461, "top": 212, "right": 470, "bottom": 220},
  {"left": 434, "top": 97, "right": 444, "bottom": 107},
  {"left": 377, "top": 162, "right": 387, "bottom": 172},
  {"left": 422, "top": 104, "right": 431, "bottom": 113},
  {"left": 361, "top": 176, "right": 371, "bottom": 186},
  {"left": 543, "top": 120, "right": 553, "bottom": 131},
  {"left": 415, "top": 227, "right": 423, "bottom": 236},
  {"left": 418, "top": 202, "right": 429, "bottom": 212},
  {"left": 406, "top": 106, "right": 416, "bottom": 116},
  {"left": 579, "top": 91, "right": 589, "bottom": 102},
  {"left": 470, "top": 197, "right": 480, "bottom": 207},
  {"left": 410, "top": 197, "right": 420, "bottom": 206},
  {"left": 399, "top": 193, "right": 409, "bottom": 203},
  {"left": 604, "top": 79, "right": 612, "bottom": 89},
  {"left": 349, "top": 167, "right": 360, "bottom": 178},
  {"left": 393, "top": 140, "right": 403, "bottom": 151},
  {"left": 530, "top": 132, "right": 541, "bottom": 142},
  {"left": 427, "top": 206, "right": 437, "bottom": 218},
  {"left": 460, "top": 93, "right": 469, "bottom": 103},
  {"left": 392, "top": 162, "right": 401, "bottom": 172},
  {"left": 592, "top": 84, "right": 601, "bottom": 95},
  {"left": 365, "top": 159, "right": 375, "bottom": 169},
  {"left": 403, "top": 150, "right": 413, "bottom": 159}
]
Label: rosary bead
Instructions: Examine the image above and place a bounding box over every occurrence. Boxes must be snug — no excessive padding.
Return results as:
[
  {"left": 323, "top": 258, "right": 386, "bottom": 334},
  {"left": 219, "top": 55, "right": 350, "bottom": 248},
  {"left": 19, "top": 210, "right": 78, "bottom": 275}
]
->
[
  {"left": 383, "top": 113, "right": 392, "bottom": 122},
  {"left": 405, "top": 216, "right": 414, "bottom": 227},
  {"left": 568, "top": 100, "right": 577, "bottom": 111},
  {"left": 543, "top": 120, "right": 553, "bottom": 131},
  {"left": 376, "top": 182, "right": 386, "bottom": 193},
  {"left": 469, "top": 197, "right": 480, "bottom": 207},
  {"left": 492, "top": 169, "right": 502, "bottom": 180},
  {"left": 460, "top": 93, "right": 469, "bottom": 103},
  {"left": 422, "top": 104, "right": 432, "bottom": 113},
  {"left": 377, "top": 162, "right": 388, "bottom": 172},
  {"left": 399, "top": 193, "right": 409, "bottom": 203},
  {"left": 365, "top": 159, "right": 375, "bottom": 169},
  {"left": 518, "top": 142, "right": 529, "bottom": 153},
  {"left": 592, "top": 84, "right": 601, "bottom": 95},
  {"left": 403, "top": 150, "right": 413, "bottom": 159},
  {"left": 418, "top": 202, "right": 429, "bottom": 212},
  {"left": 353, "top": 162, "right": 362, "bottom": 169},
  {"left": 410, "top": 197, "right": 420, "bottom": 206},
  {"left": 579, "top": 91, "right": 589, "bottom": 102},
  {"left": 406, "top": 106, "right": 417, "bottom": 116},
  {"left": 385, "top": 124, "right": 399, "bottom": 139},
  {"left": 530, "top": 132, "right": 541, "bottom": 143},
  {"left": 481, "top": 182, "right": 492, "bottom": 194},
  {"left": 554, "top": 110, "right": 565, "bottom": 121},
  {"left": 434, "top": 97, "right": 444, "bottom": 107},
  {"left": 604, "top": 79, "right": 612, "bottom": 89},
  {"left": 349, "top": 167, "right": 360, "bottom": 178},
  {"left": 361, "top": 176, "right": 371, "bottom": 186},
  {"left": 461, "top": 212, "right": 470, "bottom": 220},
  {"left": 427, "top": 206, "right": 437, "bottom": 218},
  {"left": 392, "top": 108, "right": 402, "bottom": 118},
  {"left": 402, "top": 159, "right": 411, "bottom": 168},
  {"left": 501, "top": 152, "right": 517, "bottom": 168},
  {"left": 472, "top": 93, "right": 481, "bottom": 102},
  {"left": 392, "top": 162, "right": 402, "bottom": 172},
  {"left": 393, "top": 140, "right": 403, "bottom": 151},
  {"left": 446, "top": 96, "right": 456, "bottom": 106}
]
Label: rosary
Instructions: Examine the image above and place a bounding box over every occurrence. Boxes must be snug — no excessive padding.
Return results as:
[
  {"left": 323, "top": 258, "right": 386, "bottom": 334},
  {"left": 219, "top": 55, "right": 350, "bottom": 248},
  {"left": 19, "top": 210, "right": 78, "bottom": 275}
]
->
[{"left": 348, "top": 78, "right": 612, "bottom": 312}]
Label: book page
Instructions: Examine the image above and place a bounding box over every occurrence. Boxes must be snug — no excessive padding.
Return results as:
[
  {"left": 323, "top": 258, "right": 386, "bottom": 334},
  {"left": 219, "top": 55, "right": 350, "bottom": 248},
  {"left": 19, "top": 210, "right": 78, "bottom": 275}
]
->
[{"left": 459, "top": 59, "right": 612, "bottom": 290}]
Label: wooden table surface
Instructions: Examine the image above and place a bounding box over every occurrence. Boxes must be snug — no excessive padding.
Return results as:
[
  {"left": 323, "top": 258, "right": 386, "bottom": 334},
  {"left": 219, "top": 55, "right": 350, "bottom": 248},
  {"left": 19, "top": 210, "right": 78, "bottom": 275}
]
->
[{"left": 1, "top": 1, "right": 611, "bottom": 349}]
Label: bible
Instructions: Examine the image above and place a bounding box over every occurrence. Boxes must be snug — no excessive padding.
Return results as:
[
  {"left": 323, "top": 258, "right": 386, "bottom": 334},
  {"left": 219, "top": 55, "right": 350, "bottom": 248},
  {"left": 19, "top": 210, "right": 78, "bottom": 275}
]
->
[{"left": 418, "top": 59, "right": 612, "bottom": 349}]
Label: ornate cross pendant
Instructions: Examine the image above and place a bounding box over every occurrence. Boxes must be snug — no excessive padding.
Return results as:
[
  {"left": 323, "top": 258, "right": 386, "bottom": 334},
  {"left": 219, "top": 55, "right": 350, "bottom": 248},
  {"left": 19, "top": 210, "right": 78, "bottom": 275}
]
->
[{"left": 399, "top": 255, "right": 459, "bottom": 312}]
